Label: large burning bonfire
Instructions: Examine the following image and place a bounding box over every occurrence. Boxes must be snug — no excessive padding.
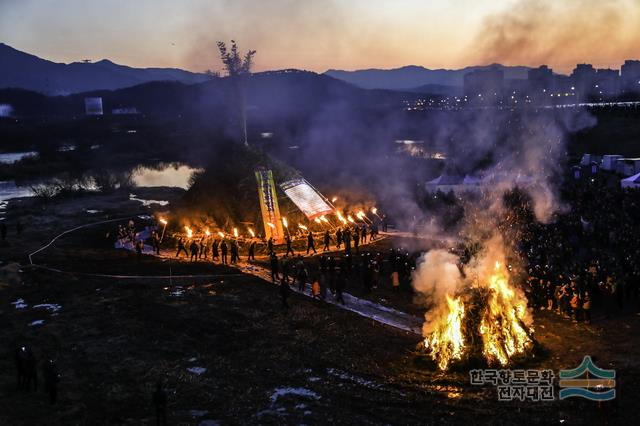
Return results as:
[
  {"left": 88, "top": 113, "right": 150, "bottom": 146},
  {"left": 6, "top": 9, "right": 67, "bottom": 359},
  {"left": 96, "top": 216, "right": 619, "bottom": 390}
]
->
[{"left": 415, "top": 236, "right": 534, "bottom": 371}]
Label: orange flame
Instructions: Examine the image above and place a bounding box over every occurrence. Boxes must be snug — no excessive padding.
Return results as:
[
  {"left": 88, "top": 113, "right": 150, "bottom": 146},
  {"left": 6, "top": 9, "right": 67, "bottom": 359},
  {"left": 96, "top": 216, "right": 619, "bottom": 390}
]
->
[{"left": 423, "top": 259, "right": 532, "bottom": 370}]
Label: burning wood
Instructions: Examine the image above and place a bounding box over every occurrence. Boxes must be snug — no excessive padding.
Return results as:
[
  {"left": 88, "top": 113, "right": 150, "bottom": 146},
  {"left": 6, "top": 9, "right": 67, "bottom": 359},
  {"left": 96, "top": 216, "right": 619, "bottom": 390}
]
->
[{"left": 415, "top": 237, "right": 534, "bottom": 371}]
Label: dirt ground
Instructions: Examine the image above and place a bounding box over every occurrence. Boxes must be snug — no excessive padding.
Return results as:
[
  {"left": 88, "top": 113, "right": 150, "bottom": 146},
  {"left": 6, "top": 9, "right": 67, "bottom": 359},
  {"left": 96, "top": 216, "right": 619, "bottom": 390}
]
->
[{"left": 1, "top": 191, "right": 640, "bottom": 425}]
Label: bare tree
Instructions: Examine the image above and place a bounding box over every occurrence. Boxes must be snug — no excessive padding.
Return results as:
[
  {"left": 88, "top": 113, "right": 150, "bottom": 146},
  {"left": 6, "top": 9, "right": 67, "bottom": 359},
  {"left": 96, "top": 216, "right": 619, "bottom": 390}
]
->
[{"left": 217, "top": 40, "right": 256, "bottom": 146}]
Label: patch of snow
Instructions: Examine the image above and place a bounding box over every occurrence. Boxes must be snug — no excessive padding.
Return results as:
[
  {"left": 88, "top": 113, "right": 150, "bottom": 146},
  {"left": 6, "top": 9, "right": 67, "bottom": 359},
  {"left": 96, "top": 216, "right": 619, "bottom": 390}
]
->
[
  {"left": 129, "top": 194, "right": 169, "bottom": 207},
  {"left": 29, "top": 320, "right": 45, "bottom": 326},
  {"left": 33, "top": 303, "right": 62, "bottom": 313},
  {"left": 11, "top": 299, "right": 28, "bottom": 309},
  {"left": 86, "top": 209, "right": 102, "bottom": 214},
  {"left": 187, "top": 367, "right": 207, "bottom": 375},
  {"left": 269, "top": 387, "right": 321, "bottom": 403}
]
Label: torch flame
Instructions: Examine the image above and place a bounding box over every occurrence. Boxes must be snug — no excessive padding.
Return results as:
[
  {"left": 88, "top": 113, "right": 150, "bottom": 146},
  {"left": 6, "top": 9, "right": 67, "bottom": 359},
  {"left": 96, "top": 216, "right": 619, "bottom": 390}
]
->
[
  {"left": 298, "top": 224, "right": 308, "bottom": 230},
  {"left": 282, "top": 217, "right": 288, "bottom": 228},
  {"left": 267, "top": 222, "right": 276, "bottom": 229},
  {"left": 248, "top": 228, "right": 255, "bottom": 237},
  {"left": 314, "top": 218, "right": 321, "bottom": 224},
  {"left": 218, "top": 231, "right": 225, "bottom": 238},
  {"left": 371, "top": 207, "right": 378, "bottom": 215},
  {"left": 347, "top": 215, "right": 355, "bottom": 224},
  {"left": 184, "top": 226, "right": 193, "bottom": 238},
  {"left": 205, "top": 229, "right": 211, "bottom": 236},
  {"left": 331, "top": 196, "right": 338, "bottom": 203},
  {"left": 159, "top": 218, "right": 168, "bottom": 225},
  {"left": 233, "top": 227, "right": 238, "bottom": 238},
  {"left": 320, "top": 216, "right": 329, "bottom": 223}
]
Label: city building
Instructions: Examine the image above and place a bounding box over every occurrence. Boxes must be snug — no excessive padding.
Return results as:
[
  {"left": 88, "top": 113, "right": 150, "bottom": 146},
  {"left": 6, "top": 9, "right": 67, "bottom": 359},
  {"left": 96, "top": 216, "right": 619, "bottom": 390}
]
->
[{"left": 621, "top": 60, "right": 640, "bottom": 93}]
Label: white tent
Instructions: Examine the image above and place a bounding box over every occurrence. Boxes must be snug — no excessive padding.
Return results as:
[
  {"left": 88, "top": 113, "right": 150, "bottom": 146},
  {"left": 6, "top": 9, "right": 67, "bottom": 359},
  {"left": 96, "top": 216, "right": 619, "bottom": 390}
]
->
[{"left": 621, "top": 172, "right": 640, "bottom": 189}]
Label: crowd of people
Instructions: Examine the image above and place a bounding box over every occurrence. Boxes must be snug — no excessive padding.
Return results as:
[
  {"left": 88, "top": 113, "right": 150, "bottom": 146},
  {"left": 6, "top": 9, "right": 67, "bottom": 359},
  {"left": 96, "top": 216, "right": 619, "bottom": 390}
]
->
[
  {"left": 269, "top": 245, "right": 418, "bottom": 309},
  {"left": 500, "top": 180, "right": 640, "bottom": 323}
]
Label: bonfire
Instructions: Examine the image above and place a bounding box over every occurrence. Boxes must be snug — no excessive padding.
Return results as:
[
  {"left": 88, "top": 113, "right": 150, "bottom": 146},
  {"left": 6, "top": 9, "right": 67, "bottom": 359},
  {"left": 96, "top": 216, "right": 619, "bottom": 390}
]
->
[{"left": 421, "top": 244, "right": 534, "bottom": 371}]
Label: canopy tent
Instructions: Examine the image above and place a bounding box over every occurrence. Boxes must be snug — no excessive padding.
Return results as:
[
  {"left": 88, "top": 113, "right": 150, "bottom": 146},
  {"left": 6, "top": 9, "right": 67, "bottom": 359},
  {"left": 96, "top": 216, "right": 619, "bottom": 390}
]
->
[
  {"left": 425, "top": 174, "right": 483, "bottom": 193},
  {"left": 621, "top": 172, "right": 640, "bottom": 189}
]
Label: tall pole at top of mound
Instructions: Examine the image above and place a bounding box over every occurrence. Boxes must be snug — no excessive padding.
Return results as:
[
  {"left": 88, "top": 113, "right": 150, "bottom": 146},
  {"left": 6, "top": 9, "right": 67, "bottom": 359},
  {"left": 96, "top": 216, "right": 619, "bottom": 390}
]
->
[{"left": 217, "top": 40, "right": 256, "bottom": 147}]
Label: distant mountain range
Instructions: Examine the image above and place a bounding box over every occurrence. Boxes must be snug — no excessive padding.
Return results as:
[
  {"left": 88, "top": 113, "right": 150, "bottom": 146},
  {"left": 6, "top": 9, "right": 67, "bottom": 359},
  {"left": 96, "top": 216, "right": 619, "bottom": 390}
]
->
[
  {"left": 0, "top": 43, "right": 211, "bottom": 95},
  {"left": 0, "top": 42, "right": 538, "bottom": 98},
  {"left": 325, "top": 64, "right": 532, "bottom": 91}
]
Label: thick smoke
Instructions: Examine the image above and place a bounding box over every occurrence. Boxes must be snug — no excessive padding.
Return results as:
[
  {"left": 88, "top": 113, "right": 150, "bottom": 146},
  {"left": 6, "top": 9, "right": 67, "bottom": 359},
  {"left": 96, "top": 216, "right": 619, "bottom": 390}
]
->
[
  {"left": 411, "top": 105, "right": 595, "bottom": 339},
  {"left": 412, "top": 249, "right": 462, "bottom": 335},
  {"left": 469, "top": 0, "right": 640, "bottom": 71}
]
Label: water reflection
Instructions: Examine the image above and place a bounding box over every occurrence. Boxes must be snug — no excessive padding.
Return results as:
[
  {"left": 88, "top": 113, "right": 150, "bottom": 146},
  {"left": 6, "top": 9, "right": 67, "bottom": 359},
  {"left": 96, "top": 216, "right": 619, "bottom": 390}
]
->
[
  {"left": 132, "top": 163, "right": 201, "bottom": 189},
  {"left": 0, "top": 151, "right": 37, "bottom": 164},
  {"left": 0, "top": 181, "right": 33, "bottom": 202},
  {"left": 0, "top": 162, "right": 200, "bottom": 206}
]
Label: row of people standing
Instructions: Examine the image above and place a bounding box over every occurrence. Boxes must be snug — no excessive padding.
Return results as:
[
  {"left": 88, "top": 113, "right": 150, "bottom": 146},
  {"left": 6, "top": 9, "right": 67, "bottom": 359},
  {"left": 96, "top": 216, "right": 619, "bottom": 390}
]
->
[{"left": 175, "top": 237, "right": 256, "bottom": 264}]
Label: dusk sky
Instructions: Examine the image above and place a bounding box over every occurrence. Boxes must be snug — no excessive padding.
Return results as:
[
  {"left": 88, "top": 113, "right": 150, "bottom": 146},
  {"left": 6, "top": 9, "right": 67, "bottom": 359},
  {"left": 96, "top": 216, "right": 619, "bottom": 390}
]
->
[{"left": 1, "top": 0, "right": 639, "bottom": 74}]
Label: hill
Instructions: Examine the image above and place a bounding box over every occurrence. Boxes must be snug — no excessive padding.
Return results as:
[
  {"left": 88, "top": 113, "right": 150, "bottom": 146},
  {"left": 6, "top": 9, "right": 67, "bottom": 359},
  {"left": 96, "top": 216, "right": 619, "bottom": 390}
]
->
[
  {"left": 325, "top": 64, "right": 531, "bottom": 90},
  {"left": 0, "top": 43, "right": 211, "bottom": 95},
  {"left": 0, "top": 69, "right": 420, "bottom": 118}
]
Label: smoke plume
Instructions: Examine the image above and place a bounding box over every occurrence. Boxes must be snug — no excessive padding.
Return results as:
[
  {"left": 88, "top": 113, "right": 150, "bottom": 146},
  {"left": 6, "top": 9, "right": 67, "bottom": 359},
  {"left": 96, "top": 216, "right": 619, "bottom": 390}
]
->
[{"left": 468, "top": 0, "right": 640, "bottom": 71}]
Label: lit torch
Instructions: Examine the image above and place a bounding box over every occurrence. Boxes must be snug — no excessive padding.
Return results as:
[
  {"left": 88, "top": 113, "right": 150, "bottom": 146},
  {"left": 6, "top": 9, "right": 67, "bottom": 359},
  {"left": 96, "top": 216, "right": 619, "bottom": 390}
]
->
[
  {"left": 314, "top": 217, "right": 322, "bottom": 225},
  {"left": 320, "top": 214, "right": 336, "bottom": 229},
  {"left": 298, "top": 223, "right": 308, "bottom": 231},
  {"left": 248, "top": 227, "right": 256, "bottom": 238},
  {"left": 205, "top": 228, "right": 211, "bottom": 236},
  {"left": 184, "top": 226, "right": 193, "bottom": 239},
  {"left": 371, "top": 207, "right": 382, "bottom": 219},
  {"left": 218, "top": 231, "right": 225, "bottom": 238},
  {"left": 233, "top": 227, "right": 239, "bottom": 238},
  {"left": 347, "top": 215, "right": 355, "bottom": 224},
  {"left": 267, "top": 222, "right": 276, "bottom": 229},
  {"left": 356, "top": 210, "right": 372, "bottom": 224},
  {"left": 281, "top": 217, "right": 290, "bottom": 236},
  {"left": 159, "top": 218, "right": 168, "bottom": 242}
]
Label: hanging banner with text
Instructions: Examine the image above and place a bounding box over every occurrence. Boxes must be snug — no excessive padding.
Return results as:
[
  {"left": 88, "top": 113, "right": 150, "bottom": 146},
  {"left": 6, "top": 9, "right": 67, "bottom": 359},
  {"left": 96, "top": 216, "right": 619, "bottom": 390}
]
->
[{"left": 280, "top": 178, "right": 334, "bottom": 220}]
